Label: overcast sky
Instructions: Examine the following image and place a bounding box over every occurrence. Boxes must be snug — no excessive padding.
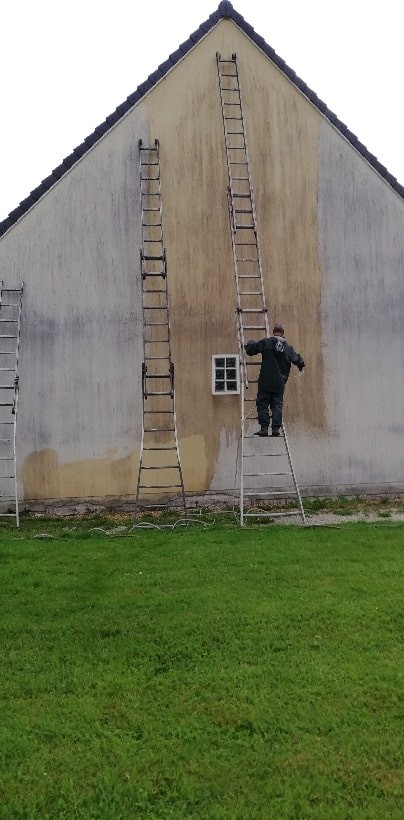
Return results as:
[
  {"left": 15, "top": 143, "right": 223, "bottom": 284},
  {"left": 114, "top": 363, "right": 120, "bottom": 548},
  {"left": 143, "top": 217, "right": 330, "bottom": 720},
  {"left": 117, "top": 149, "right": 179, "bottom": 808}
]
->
[{"left": 1, "top": 0, "right": 403, "bottom": 221}]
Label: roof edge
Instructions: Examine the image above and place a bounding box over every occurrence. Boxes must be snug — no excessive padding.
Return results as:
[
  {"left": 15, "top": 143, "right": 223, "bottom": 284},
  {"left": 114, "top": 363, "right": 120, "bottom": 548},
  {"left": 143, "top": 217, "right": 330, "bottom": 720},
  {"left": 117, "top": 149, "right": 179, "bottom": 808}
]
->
[{"left": 1, "top": 1, "right": 403, "bottom": 237}]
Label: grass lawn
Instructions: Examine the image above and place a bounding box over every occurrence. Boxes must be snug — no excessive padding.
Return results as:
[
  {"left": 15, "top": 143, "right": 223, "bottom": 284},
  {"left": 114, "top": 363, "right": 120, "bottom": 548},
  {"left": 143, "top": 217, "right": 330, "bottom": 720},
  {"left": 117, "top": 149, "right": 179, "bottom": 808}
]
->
[{"left": 0, "top": 518, "right": 403, "bottom": 818}]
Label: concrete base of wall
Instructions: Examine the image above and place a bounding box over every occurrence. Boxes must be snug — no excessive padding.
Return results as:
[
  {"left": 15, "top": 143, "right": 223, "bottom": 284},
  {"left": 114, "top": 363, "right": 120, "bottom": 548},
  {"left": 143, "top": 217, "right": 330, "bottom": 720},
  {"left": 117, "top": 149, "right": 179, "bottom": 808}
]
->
[{"left": 10, "top": 483, "right": 404, "bottom": 518}]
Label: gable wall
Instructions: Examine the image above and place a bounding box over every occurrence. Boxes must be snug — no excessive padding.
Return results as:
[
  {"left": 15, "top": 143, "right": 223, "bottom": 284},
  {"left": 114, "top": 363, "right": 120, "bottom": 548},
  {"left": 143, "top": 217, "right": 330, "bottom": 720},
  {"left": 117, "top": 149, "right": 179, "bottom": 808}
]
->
[{"left": 0, "top": 18, "right": 403, "bottom": 503}]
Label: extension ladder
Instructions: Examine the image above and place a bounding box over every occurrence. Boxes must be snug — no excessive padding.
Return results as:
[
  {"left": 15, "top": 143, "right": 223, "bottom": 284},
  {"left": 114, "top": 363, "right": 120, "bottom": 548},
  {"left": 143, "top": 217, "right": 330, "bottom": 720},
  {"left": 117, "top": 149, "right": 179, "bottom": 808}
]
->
[
  {"left": 135, "top": 139, "right": 186, "bottom": 515},
  {"left": 216, "top": 53, "right": 306, "bottom": 525},
  {"left": 0, "top": 281, "right": 24, "bottom": 527}
]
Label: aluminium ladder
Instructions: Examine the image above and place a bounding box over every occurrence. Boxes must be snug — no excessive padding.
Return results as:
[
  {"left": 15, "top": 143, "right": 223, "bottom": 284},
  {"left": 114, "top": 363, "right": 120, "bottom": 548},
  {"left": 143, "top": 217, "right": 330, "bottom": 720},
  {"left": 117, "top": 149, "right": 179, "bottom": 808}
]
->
[
  {"left": 216, "top": 53, "right": 306, "bottom": 525},
  {"left": 135, "top": 139, "right": 186, "bottom": 515},
  {"left": 0, "top": 281, "right": 24, "bottom": 527}
]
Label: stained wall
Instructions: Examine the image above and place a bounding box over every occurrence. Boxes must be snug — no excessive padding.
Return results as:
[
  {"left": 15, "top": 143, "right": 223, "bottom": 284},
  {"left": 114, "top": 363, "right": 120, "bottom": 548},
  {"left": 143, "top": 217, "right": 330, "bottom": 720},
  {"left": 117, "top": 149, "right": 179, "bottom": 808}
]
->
[{"left": 0, "top": 18, "right": 402, "bottom": 502}]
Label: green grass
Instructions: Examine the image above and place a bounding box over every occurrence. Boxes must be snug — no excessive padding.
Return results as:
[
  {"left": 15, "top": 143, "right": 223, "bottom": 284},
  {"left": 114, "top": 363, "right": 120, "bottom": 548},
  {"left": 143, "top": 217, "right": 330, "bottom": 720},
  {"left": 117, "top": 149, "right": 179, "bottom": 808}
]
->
[{"left": 0, "top": 521, "right": 403, "bottom": 818}]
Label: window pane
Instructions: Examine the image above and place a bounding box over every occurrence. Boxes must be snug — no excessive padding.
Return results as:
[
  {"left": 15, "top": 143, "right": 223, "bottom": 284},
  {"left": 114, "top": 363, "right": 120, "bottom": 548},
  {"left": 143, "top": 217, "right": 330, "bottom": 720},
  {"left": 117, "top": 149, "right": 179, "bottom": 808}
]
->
[{"left": 216, "top": 358, "right": 225, "bottom": 368}]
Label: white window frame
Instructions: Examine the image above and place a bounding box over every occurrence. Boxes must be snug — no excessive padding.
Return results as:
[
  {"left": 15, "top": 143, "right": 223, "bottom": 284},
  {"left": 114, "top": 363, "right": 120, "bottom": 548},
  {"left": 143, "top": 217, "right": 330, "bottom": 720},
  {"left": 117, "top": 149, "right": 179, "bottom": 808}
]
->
[{"left": 212, "top": 354, "right": 240, "bottom": 395}]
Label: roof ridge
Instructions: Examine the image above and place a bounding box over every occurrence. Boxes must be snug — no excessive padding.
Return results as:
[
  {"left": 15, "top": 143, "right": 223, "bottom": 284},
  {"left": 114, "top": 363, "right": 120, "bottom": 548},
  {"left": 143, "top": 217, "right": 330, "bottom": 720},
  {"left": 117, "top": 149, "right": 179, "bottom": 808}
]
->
[{"left": 1, "top": 1, "right": 403, "bottom": 236}]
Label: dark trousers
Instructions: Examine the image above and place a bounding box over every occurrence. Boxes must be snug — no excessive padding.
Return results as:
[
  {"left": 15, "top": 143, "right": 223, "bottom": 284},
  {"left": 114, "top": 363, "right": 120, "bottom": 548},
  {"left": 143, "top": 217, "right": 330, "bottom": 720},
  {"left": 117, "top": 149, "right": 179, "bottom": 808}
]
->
[{"left": 256, "top": 389, "right": 283, "bottom": 430}]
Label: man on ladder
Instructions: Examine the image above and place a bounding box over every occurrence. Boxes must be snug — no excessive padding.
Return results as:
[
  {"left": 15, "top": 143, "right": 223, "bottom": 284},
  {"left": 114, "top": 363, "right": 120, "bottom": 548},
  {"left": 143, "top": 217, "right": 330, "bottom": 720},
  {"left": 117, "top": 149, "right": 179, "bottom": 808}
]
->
[{"left": 245, "top": 323, "right": 305, "bottom": 437}]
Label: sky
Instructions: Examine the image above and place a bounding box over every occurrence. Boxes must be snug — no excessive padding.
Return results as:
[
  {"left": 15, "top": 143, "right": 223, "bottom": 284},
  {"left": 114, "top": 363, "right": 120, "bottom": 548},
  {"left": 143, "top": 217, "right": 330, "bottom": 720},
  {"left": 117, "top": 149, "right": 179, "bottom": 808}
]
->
[{"left": 1, "top": 0, "right": 403, "bottom": 221}]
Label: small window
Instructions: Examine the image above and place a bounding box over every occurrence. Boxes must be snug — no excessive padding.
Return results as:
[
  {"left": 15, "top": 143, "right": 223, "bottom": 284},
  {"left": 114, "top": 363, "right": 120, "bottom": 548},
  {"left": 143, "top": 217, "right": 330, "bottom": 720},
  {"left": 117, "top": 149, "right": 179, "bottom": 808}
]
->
[{"left": 212, "top": 354, "right": 240, "bottom": 395}]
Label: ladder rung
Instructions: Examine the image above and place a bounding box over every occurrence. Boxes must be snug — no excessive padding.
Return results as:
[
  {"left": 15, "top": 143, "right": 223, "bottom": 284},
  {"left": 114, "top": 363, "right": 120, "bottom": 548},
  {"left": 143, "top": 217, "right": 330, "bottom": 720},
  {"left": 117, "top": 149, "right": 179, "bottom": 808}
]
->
[
  {"left": 139, "top": 483, "right": 182, "bottom": 489},
  {"left": 238, "top": 308, "right": 267, "bottom": 314},
  {"left": 0, "top": 335, "right": 17, "bottom": 339},
  {"left": 144, "top": 374, "right": 170, "bottom": 379},
  {"left": 243, "top": 448, "right": 283, "bottom": 454},
  {"left": 142, "top": 255, "right": 165, "bottom": 261},
  {"left": 244, "top": 471, "right": 291, "bottom": 478},
  {"left": 244, "top": 510, "right": 301, "bottom": 519},
  {"left": 141, "top": 465, "right": 180, "bottom": 470},
  {"left": 145, "top": 391, "right": 173, "bottom": 396},
  {"left": 143, "top": 446, "right": 177, "bottom": 451},
  {"left": 243, "top": 490, "right": 293, "bottom": 498},
  {"left": 144, "top": 427, "right": 175, "bottom": 432}
]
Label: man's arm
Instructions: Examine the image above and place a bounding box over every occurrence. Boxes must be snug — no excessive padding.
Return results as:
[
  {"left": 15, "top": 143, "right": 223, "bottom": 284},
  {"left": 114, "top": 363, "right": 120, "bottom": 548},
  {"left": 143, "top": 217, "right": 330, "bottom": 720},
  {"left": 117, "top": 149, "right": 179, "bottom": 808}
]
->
[
  {"left": 288, "top": 345, "right": 305, "bottom": 371},
  {"left": 245, "top": 339, "right": 265, "bottom": 356}
]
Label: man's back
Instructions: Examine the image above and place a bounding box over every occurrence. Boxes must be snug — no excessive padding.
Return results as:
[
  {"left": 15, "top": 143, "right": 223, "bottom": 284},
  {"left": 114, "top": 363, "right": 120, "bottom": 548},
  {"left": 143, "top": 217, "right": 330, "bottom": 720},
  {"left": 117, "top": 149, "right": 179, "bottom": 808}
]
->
[{"left": 245, "top": 335, "right": 304, "bottom": 393}]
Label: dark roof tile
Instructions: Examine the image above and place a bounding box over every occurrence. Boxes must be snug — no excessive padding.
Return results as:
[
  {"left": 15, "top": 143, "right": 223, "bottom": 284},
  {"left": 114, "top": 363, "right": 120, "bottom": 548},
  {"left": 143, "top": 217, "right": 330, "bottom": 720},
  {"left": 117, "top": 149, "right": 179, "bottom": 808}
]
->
[
  {"left": 94, "top": 121, "right": 110, "bottom": 136},
  {"left": 125, "top": 90, "right": 141, "bottom": 106},
  {"left": 1, "top": 0, "right": 402, "bottom": 236},
  {"left": 199, "top": 19, "right": 213, "bottom": 34},
  {"left": 105, "top": 110, "right": 121, "bottom": 127},
  {"left": 62, "top": 155, "right": 76, "bottom": 169},
  {"left": 73, "top": 143, "right": 87, "bottom": 160},
  {"left": 168, "top": 47, "right": 184, "bottom": 64},
  {"left": 136, "top": 79, "right": 152, "bottom": 95},
  {"left": 178, "top": 39, "right": 191, "bottom": 55},
  {"left": 51, "top": 164, "right": 66, "bottom": 181},
  {"left": 158, "top": 58, "right": 173, "bottom": 74},
  {"left": 84, "top": 134, "right": 97, "bottom": 148},
  {"left": 148, "top": 68, "right": 163, "bottom": 84}
]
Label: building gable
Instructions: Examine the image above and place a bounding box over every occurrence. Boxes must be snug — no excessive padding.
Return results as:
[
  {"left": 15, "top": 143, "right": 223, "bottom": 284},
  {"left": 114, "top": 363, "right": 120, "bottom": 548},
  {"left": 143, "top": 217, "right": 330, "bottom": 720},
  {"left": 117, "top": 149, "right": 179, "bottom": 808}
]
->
[{"left": 0, "top": 0, "right": 403, "bottom": 239}]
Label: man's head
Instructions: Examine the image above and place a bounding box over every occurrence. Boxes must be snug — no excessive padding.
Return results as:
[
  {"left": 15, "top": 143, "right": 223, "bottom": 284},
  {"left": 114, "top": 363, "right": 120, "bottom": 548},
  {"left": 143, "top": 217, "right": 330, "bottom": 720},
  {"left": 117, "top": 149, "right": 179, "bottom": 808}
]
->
[{"left": 273, "top": 323, "right": 284, "bottom": 337}]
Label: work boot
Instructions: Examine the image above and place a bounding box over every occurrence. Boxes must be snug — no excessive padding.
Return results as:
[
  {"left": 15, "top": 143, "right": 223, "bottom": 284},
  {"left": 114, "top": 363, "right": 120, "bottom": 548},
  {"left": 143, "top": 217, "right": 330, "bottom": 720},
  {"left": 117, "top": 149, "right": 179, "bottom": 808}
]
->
[
  {"left": 271, "top": 428, "right": 280, "bottom": 437},
  {"left": 254, "top": 426, "right": 268, "bottom": 437}
]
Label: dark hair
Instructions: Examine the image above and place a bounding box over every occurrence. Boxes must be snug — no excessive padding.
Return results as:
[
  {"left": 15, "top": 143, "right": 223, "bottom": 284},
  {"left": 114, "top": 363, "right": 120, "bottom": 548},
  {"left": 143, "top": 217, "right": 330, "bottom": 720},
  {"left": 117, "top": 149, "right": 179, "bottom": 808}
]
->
[{"left": 273, "top": 323, "right": 284, "bottom": 334}]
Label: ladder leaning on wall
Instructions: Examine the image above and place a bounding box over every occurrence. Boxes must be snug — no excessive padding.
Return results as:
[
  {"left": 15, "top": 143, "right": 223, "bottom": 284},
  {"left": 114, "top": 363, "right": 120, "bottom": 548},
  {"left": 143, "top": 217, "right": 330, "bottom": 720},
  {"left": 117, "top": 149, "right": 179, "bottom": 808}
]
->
[
  {"left": 135, "top": 139, "right": 186, "bottom": 516},
  {"left": 216, "top": 53, "right": 306, "bottom": 525},
  {"left": 0, "top": 281, "right": 24, "bottom": 527}
]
